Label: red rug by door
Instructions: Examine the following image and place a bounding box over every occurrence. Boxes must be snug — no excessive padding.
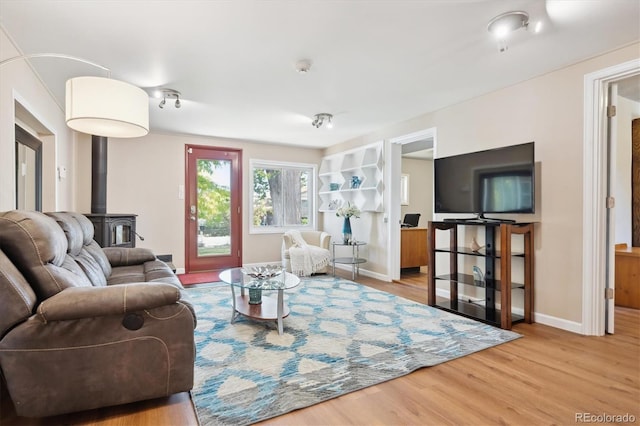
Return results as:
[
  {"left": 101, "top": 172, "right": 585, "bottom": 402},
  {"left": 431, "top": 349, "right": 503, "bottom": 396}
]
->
[{"left": 178, "top": 271, "right": 221, "bottom": 286}]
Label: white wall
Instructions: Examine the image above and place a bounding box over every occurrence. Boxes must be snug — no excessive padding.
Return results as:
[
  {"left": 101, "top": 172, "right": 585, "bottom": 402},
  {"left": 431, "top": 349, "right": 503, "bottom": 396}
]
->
[
  {"left": 326, "top": 43, "right": 640, "bottom": 326},
  {"left": 0, "top": 28, "right": 76, "bottom": 211},
  {"left": 614, "top": 96, "right": 640, "bottom": 246}
]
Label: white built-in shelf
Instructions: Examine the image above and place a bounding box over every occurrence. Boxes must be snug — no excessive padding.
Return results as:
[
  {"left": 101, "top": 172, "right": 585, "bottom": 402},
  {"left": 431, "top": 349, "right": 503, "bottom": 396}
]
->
[{"left": 318, "top": 141, "right": 384, "bottom": 213}]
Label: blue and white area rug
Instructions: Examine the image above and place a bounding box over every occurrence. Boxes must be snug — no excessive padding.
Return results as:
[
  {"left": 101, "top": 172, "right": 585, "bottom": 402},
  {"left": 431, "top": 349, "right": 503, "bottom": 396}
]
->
[{"left": 188, "top": 276, "right": 520, "bottom": 426}]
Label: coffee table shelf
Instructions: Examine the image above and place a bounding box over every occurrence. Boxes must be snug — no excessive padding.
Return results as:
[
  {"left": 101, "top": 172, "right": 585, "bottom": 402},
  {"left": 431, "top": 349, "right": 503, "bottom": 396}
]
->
[
  {"left": 219, "top": 268, "right": 300, "bottom": 335},
  {"left": 233, "top": 295, "right": 291, "bottom": 322}
]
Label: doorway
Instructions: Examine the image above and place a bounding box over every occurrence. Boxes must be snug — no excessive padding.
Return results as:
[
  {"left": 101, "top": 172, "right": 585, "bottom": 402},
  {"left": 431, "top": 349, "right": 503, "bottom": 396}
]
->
[
  {"left": 583, "top": 58, "right": 640, "bottom": 335},
  {"left": 14, "top": 124, "right": 42, "bottom": 211},
  {"left": 388, "top": 128, "right": 437, "bottom": 281},
  {"left": 185, "top": 145, "right": 242, "bottom": 273}
]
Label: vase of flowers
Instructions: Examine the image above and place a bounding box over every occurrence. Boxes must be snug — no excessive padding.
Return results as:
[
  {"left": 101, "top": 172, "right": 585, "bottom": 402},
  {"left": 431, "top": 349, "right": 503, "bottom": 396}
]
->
[{"left": 336, "top": 202, "right": 361, "bottom": 244}]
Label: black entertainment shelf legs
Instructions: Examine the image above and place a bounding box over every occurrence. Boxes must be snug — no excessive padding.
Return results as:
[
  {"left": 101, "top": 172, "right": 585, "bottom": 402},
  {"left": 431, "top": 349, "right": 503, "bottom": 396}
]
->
[{"left": 427, "top": 220, "right": 535, "bottom": 330}]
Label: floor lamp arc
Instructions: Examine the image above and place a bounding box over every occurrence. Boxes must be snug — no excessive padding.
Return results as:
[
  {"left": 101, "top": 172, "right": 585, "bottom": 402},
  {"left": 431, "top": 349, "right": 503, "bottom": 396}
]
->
[{"left": 1, "top": 53, "right": 149, "bottom": 138}]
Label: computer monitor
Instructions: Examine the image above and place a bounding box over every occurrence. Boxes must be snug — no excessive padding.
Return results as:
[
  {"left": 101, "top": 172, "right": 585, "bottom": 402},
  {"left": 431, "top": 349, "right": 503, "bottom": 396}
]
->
[{"left": 402, "top": 213, "right": 421, "bottom": 228}]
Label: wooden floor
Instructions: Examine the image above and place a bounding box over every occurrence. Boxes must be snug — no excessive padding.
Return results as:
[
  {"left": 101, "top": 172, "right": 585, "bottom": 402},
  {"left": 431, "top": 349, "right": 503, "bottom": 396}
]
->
[{"left": 2, "top": 269, "right": 638, "bottom": 426}]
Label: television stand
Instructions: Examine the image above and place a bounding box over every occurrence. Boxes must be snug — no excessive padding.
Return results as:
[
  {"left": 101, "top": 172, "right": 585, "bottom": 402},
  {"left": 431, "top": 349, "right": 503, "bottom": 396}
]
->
[{"left": 427, "top": 220, "right": 535, "bottom": 330}]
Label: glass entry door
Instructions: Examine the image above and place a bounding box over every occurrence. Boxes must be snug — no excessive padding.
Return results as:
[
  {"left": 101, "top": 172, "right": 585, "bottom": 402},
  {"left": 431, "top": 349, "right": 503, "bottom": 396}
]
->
[{"left": 185, "top": 145, "right": 242, "bottom": 273}]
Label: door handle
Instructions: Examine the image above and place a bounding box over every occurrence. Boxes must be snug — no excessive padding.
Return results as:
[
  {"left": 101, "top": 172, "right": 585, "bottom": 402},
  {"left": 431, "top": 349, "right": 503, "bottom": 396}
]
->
[{"left": 190, "top": 215, "right": 196, "bottom": 221}]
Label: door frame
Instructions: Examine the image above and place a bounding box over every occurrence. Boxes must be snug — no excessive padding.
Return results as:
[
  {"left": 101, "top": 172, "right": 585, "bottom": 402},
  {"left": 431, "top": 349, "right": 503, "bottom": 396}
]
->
[
  {"left": 387, "top": 127, "right": 437, "bottom": 281},
  {"left": 184, "top": 144, "right": 243, "bottom": 273},
  {"left": 14, "top": 124, "right": 42, "bottom": 211},
  {"left": 582, "top": 57, "right": 640, "bottom": 335}
]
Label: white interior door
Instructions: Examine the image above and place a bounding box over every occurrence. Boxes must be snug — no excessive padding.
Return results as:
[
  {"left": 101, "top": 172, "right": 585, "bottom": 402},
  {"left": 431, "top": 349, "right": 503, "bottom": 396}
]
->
[{"left": 606, "top": 82, "right": 618, "bottom": 334}]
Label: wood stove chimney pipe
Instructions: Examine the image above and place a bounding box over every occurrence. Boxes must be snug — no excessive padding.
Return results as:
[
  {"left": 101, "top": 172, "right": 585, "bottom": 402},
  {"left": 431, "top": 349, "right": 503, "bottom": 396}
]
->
[{"left": 91, "top": 135, "right": 107, "bottom": 214}]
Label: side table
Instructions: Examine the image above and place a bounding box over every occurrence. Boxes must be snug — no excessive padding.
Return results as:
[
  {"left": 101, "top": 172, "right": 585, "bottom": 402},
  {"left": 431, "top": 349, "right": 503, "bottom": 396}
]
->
[{"left": 332, "top": 241, "right": 367, "bottom": 280}]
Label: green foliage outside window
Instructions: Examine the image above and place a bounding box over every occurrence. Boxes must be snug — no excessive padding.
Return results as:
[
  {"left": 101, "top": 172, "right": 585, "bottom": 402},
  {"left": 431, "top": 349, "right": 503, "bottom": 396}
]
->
[
  {"left": 197, "top": 159, "right": 230, "bottom": 236},
  {"left": 251, "top": 162, "right": 314, "bottom": 230}
]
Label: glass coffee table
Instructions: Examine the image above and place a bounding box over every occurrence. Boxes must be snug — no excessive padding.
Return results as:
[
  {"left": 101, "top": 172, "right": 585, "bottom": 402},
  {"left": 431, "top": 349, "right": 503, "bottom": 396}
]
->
[{"left": 219, "top": 267, "right": 300, "bottom": 335}]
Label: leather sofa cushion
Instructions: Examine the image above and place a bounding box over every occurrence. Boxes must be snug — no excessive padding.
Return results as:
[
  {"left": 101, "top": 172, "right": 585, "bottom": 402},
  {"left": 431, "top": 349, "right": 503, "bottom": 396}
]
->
[
  {"left": 46, "top": 212, "right": 112, "bottom": 284},
  {"left": 107, "top": 261, "right": 181, "bottom": 288},
  {"left": 0, "top": 211, "right": 92, "bottom": 300},
  {"left": 0, "top": 211, "right": 67, "bottom": 268},
  {"left": 0, "top": 249, "right": 36, "bottom": 338},
  {"left": 46, "top": 212, "right": 86, "bottom": 256}
]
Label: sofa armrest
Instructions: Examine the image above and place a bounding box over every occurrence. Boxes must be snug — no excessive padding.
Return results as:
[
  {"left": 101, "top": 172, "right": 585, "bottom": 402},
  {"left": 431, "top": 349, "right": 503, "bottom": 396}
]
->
[
  {"left": 102, "top": 247, "right": 156, "bottom": 266},
  {"left": 36, "top": 283, "right": 181, "bottom": 322},
  {"left": 319, "top": 232, "right": 331, "bottom": 249},
  {"left": 282, "top": 233, "right": 294, "bottom": 251}
]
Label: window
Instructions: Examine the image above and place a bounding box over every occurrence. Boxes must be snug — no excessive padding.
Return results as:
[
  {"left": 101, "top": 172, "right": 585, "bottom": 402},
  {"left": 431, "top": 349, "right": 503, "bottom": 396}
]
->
[{"left": 250, "top": 160, "right": 316, "bottom": 233}]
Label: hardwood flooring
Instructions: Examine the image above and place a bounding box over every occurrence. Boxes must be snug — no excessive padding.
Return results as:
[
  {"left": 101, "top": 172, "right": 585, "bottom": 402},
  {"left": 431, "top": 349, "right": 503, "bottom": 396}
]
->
[{"left": 2, "top": 269, "right": 638, "bottom": 425}]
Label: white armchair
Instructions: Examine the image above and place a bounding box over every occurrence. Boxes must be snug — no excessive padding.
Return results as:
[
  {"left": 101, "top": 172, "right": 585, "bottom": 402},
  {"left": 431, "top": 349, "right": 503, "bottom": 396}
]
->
[{"left": 281, "top": 230, "right": 332, "bottom": 274}]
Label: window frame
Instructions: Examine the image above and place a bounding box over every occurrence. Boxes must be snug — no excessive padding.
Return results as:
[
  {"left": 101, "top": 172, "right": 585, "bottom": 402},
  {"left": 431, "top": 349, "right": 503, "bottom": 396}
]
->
[{"left": 249, "top": 159, "right": 317, "bottom": 234}]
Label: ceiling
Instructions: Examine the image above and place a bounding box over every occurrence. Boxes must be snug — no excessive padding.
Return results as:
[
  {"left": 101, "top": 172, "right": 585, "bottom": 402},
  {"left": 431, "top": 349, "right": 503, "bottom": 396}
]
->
[{"left": 1, "top": 0, "right": 638, "bottom": 149}]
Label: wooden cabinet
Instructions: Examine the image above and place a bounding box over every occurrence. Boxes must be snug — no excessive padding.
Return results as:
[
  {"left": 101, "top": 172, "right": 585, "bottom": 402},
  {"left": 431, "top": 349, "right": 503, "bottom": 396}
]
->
[
  {"left": 401, "top": 227, "right": 428, "bottom": 269},
  {"left": 427, "top": 220, "right": 534, "bottom": 330},
  {"left": 615, "top": 245, "right": 640, "bottom": 309},
  {"left": 318, "top": 141, "right": 384, "bottom": 212}
]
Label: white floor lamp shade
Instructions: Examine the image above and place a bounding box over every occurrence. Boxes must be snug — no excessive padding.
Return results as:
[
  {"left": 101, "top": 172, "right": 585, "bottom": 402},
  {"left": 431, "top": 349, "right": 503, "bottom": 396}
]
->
[{"left": 65, "top": 76, "right": 149, "bottom": 138}]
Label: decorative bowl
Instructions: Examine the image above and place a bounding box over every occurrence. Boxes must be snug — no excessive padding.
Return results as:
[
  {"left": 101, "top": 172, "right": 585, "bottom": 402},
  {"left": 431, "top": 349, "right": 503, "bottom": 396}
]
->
[{"left": 242, "top": 265, "right": 283, "bottom": 280}]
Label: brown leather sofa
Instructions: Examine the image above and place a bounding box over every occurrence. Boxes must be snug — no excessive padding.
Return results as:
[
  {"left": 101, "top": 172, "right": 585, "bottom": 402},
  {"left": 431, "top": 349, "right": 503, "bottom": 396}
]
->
[{"left": 0, "top": 210, "right": 196, "bottom": 418}]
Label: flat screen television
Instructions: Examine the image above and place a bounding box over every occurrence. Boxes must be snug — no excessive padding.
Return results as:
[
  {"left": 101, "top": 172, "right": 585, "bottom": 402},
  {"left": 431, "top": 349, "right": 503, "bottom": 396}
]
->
[{"left": 434, "top": 142, "right": 535, "bottom": 219}]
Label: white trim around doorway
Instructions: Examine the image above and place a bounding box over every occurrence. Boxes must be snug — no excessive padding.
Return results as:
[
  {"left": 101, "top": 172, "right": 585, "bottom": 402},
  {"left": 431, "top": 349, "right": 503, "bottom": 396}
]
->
[
  {"left": 387, "top": 127, "right": 437, "bottom": 281},
  {"left": 582, "top": 58, "right": 640, "bottom": 336}
]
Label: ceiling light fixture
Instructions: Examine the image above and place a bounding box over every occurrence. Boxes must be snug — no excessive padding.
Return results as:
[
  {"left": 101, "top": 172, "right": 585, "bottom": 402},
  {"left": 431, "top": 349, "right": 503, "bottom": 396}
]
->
[
  {"left": 487, "top": 11, "right": 529, "bottom": 52},
  {"left": 1, "top": 53, "right": 149, "bottom": 138},
  {"left": 155, "top": 88, "right": 182, "bottom": 109},
  {"left": 311, "top": 113, "right": 333, "bottom": 129},
  {"left": 295, "top": 59, "right": 312, "bottom": 73}
]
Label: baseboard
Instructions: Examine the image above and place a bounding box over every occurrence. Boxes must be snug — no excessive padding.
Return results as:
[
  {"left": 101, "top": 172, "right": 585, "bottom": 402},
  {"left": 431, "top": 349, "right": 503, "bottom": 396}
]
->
[
  {"left": 332, "top": 264, "right": 391, "bottom": 282},
  {"left": 435, "top": 288, "right": 584, "bottom": 334},
  {"left": 176, "top": 267, "right": 186, "bottom": 275},
  {"left": 533, "top": 313, "right": 583, "bottom": 334}
]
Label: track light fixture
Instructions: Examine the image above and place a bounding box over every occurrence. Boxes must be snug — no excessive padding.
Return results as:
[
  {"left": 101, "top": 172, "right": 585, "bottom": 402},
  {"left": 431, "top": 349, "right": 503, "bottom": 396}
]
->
[
  {"left": 155, "top": 88, "right": 181, "bottom": 109},
  {"left": 311, "top": 113, "right": 333, "bottom": 129}
]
